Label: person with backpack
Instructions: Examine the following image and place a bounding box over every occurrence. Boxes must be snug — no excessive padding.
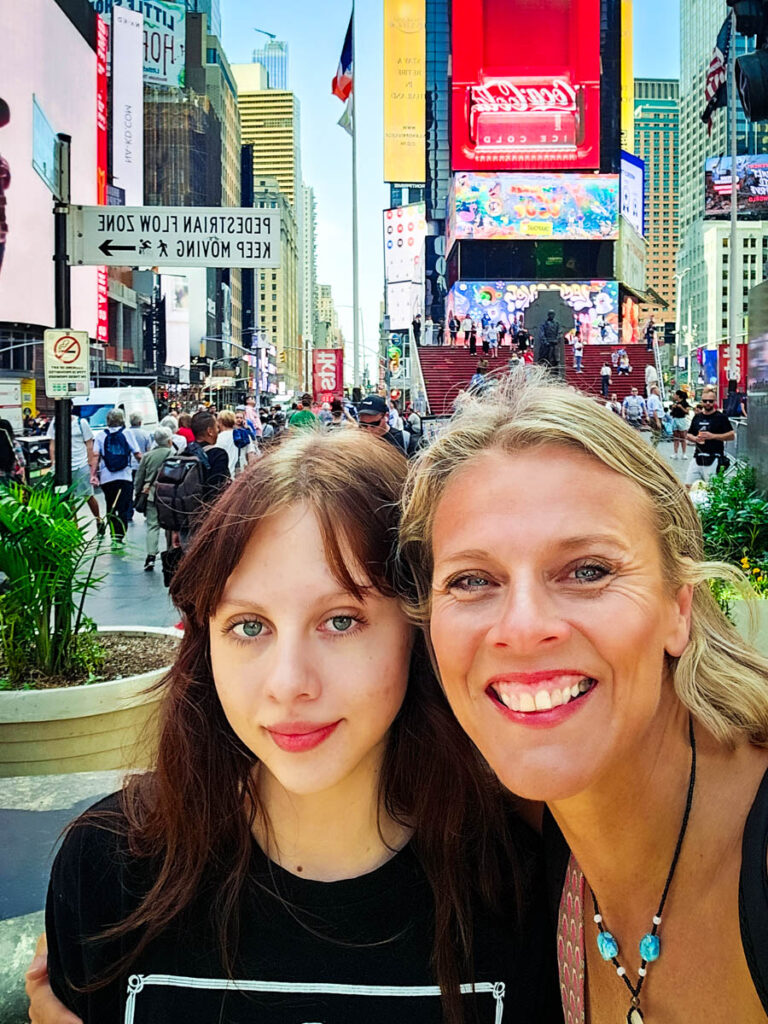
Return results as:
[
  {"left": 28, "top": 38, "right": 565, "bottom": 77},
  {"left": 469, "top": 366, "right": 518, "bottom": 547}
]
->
[
  {"left": 92, "top": 409, "right": 142, "bottom": 542},
  {"left": 154, "top": 409, "right": 230, "bottom": 551},
  {"left": 133, "top": 426, "right": 174, "bottom": 572},
  {"left": 232, "top": 410, "right": 258, "bottom": 474}
]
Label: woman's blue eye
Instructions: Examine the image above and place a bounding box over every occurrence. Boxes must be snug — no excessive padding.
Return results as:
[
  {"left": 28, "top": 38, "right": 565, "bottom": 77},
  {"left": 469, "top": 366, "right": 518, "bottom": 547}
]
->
[
  {"left": 233, "top": 620, "right": 264, "bottom": 638},
  {"left": 449, "top": 575, "right": 490, "bottom": 591},
  {"left": 573, "top": 564, "right": 609, "bottom": 583},
  {"left": 329, "top": 616, "right": 354, "bottom": 632}
]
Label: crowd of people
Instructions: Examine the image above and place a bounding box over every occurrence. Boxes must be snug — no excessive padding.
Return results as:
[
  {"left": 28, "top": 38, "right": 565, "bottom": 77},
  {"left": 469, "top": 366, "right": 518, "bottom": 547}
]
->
[{"left": 22, "top": 368, "right": 768, "bottom": 1024}]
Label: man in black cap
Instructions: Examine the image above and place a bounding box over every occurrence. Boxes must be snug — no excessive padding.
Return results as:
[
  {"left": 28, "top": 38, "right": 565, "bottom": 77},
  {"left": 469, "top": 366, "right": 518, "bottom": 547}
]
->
[{"left": 357, "top": 394, "right": 408, "bottom": 455}]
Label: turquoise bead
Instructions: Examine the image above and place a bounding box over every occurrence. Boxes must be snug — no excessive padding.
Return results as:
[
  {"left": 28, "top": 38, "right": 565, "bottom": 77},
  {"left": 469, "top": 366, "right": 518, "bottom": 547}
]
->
[
  {"left": 639, "top": 933, "right": 660, "bottom": 962},
  {"left": 597, "top": 932, "right": 619, "bottom": 960}
]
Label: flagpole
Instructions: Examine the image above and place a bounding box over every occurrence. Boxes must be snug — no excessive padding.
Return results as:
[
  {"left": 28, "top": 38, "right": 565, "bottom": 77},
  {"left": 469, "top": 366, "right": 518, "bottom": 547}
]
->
[
  {"left": 351, "top": 3, "right": 361, "bottom": 390},
  {"left": 729, "top": 7, "right": 738, "bottom": 382}
]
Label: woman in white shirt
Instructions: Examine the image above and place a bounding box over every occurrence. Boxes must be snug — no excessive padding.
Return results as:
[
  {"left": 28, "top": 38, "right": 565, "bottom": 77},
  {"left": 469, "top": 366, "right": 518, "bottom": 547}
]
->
[{"left": 216, "top": 409, "right": 239, "bottom": 478}]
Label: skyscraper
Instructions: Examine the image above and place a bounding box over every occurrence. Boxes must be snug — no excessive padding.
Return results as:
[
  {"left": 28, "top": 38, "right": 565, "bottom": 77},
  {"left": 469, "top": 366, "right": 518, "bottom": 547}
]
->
[
  {"left": 302, "top": 184, "right": 319, "bottom": 353},
  {"left": 634, "top": 79, "right": 680, "bottom": 324},
  {"left": 253, "top": 39, "right": 289, "bottom": 90},
  {"left": 678, "top": 0, "right": 768, "bottom": 345},
  {"left": 234, "top": 64, "right": 304, "bottom": 391}
]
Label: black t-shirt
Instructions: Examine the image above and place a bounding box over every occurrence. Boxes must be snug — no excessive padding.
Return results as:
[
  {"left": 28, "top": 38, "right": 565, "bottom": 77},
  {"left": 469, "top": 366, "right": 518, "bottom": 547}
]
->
[
  {"left": 186, "top": 441, "right": 230, "bottom": 501},
  {"left": 688, "top": 410, "right": 732, "bottom": 455},
  {"left": 47, "top": 794, "right": 562, "bottom": 1024},
  {"left": 381, "top": 428, "right": 408, "bottom": 457}
]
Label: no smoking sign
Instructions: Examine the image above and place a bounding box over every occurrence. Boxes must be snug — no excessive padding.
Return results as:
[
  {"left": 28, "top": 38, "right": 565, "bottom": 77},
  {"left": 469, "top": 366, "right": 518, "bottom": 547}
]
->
[{"left": 44, "top": 329, "right": 90, "bottom": 400}]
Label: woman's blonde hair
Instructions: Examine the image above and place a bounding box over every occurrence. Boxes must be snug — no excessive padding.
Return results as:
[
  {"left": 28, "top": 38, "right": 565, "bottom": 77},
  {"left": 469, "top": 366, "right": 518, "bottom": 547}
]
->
[
  {"left": 399, "top": 369, "right": 768, "bottom": 747},
  {"left": 217, "top": 409, "right": 236, "bottom": 429}
]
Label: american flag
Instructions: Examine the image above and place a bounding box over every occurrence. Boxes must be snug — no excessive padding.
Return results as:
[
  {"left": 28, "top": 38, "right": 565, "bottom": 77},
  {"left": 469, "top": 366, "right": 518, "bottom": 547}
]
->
[{"left": 701, "top": 16, "right": 732, "bottom": 134}]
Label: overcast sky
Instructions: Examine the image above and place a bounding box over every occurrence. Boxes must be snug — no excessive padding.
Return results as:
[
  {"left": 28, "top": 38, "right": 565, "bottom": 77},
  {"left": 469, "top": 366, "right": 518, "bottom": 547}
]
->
[{"left": 222, "top": 0, "right": 682, "bottom": 380}]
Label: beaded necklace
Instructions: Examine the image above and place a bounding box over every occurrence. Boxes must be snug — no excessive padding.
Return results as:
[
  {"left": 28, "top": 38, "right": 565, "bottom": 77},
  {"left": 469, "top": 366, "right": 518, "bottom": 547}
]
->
[{"left": 589, "top": 716, "right": 696, "bottom": 1023}]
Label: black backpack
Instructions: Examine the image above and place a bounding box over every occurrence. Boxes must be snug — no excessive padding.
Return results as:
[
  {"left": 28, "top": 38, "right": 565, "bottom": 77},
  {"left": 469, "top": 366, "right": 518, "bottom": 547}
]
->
[
  {"left": 102, "top": 428, "right": 131, "bottom": 472},
  {"left": 154, "top": 446, "right": 212, "bottom": 531}
]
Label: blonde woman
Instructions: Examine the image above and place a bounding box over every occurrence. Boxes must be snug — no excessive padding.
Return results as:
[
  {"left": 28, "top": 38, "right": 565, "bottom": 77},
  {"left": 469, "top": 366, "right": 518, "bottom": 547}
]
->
[{"left": 400, "top": 371, "right": 768, "bottom": 1024}]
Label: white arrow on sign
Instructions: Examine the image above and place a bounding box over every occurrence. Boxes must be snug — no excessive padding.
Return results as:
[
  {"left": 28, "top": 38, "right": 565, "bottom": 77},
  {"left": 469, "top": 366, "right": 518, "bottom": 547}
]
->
[{"left": 68, "top": 205, "right": 281, "bottom": 269}]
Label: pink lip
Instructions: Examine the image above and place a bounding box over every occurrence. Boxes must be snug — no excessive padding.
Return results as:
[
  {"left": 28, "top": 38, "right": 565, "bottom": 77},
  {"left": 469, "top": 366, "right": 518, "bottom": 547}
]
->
[
  {"left": 485, "top": 685, "right": 596, "bottom": 729},
  {"left": 265, "top": 720, "right": 341, "bottom": 752},
  {"left": 486, "top": 670, "right": 593, "bottom": 686}
]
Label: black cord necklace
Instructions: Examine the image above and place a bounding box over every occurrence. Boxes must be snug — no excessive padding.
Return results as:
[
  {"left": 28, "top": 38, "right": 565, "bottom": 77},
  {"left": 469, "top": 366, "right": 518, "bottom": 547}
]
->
[{"left": 588, "top": 715, "right": 696, "bottom": 1024}]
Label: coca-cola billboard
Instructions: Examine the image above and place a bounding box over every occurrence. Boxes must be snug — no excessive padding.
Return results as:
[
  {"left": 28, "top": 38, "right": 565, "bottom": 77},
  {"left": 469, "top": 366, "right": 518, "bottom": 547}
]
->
[{"left": 452, "top": 0, "right": 601, "bottom": 171}]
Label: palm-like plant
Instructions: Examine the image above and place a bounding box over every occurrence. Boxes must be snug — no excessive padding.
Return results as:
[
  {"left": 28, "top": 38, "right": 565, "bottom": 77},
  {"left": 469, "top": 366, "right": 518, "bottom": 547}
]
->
[{"left": 0, "top": 477, "right": 106, "bottom": 687}]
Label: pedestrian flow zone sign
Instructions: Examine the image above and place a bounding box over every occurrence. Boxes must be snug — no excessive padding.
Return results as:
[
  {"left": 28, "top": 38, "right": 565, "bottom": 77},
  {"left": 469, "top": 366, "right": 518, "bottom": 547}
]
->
[
  {"left": 44, "top": 329, "right": 90, "bottom": 399},
  {"left": 68, "top": 206, "right": 280, "bottom": 268}
]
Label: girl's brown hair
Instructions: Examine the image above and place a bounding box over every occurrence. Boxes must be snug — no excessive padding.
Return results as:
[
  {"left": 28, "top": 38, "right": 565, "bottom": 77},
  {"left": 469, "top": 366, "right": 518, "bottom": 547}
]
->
[{"left": 78, "top": 429, "right": 518, "bottom": 1023}]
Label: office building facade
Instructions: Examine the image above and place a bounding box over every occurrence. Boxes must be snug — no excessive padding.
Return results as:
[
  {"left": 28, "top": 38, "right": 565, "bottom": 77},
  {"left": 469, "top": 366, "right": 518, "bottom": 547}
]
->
[
  {"left": 634, "top": 79, "right": 680, "bottom": 323},
  {"left": 678, "top": 0, "right": 768, "bottom": 344}
]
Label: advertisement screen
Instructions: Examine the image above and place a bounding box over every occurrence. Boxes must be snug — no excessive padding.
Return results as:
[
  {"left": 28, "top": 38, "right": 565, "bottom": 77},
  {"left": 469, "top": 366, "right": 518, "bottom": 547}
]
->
[
  {"left": 448, "top": 280, "right": 619, "bottom": 345},
  {"left": 1, "top": 0, "right": 98, "bottom": 333},
  {"left": 383, "top": 0, "right": 425, "bottom": 183},
  {"left": 111, "top": 6, "right": 144, "bottom": 205},
  {"left": 312, "top": 348, "right": 344, "bottom": 402},
  {"left": 383, "top": 203, "right": 426, "bottom": 330},
  {"left": 620, "top": 150, "right": 644, "bottom": 236},
  {"left": 447, "top": 172, "right": 619, "bottom": 251},
  {"left": 89, "top": 0, "right": 186, "bottom": 89},
  {"left": 705, "top": 156, "right": 768, "bottom": 219},
  {"left": 451, "top": 0, "right": 601, "bottom": 171}
]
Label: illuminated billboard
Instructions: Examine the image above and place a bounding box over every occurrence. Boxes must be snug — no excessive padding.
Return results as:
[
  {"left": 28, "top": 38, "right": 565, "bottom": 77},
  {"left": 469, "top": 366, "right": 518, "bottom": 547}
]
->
[
  {"left": 384, "top": 203, "right": 426, "bottom": 330},
  {"left": 447, "top": 172, "right": 619, "bottom": 251},
  {"left": 451, "top": 0, "right": 601, "bottom": 171},
  {"left": 383, "top": 0, "right": 425, "bottom": 183},
  {"left": 88, "top": 0, "right": 186, "bottom": 89},
  {"left": 705, "top": 155, "right": 768, "bottom": 219},
  {"left": 1, "top": 0, "right": 98, "bottom": 334},
  {"left": 620, "top": 150, "right": 644, "bottom": 236},
  {"left": 448, "top": 280, "right": 619, "bottom": 344}
]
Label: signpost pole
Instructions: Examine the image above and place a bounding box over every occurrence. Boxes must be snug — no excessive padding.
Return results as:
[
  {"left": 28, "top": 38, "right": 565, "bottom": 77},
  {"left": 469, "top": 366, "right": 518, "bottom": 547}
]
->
[
  {"left": 53, "top": 133, "right": 72, "bottom": 489},
  {"left": 729, "top": 9, "right": 739, "bottom": 384}
]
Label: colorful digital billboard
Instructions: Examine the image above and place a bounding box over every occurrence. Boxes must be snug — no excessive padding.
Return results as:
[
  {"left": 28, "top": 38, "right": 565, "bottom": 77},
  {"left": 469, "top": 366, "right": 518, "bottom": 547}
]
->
[
  {"left": 705, "top": 155, "right": 768, "bottom": 219},
  {"left": 620, "top": 150, "right": 644, "bottom": 236},
  {"left": 446, "top": 172, "right": 619, "bottom": 251},
  {"left": 451, "top": 0, "right": 601, "bottom": 171},
  {"left": 447, "top": 280, "right": 620, "bottom": 345},
  {"left": 384, "top": 203, "right": 427, "bottom": 330}
]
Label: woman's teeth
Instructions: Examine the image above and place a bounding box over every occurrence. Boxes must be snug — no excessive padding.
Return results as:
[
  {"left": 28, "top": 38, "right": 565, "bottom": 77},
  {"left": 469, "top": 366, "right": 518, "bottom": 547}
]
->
[{"left": 493, "top": 678, "right": 593, "bottom": 713}]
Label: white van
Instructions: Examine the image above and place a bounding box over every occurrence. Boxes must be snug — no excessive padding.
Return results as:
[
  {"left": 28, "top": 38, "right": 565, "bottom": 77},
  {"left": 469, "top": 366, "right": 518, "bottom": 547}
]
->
[{"left": 73, "top": 387, "right": 159, "bottom": 435}]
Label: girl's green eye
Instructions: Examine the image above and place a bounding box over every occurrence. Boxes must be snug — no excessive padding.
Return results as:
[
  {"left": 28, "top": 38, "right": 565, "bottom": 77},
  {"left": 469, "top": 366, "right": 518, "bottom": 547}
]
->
[
  {"left": 234, "top": 620, "right": 263, "bottom": 638},
  {"left": 330, "top": 616, "right": 354, "bottom": 632}
]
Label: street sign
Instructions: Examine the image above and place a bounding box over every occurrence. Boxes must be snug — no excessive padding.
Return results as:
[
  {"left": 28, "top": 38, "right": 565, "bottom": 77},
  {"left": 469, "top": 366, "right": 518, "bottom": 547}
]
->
[
  {"left": 44, "top": 330, "right": 90, "bottom": 399},
  {"left": 68, "top": 205, "right": 280, "bottom": 268}
]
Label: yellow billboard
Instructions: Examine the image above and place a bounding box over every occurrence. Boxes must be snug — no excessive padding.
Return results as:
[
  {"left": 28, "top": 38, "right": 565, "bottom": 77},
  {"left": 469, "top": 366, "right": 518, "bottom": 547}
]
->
[
  {"left": 621, "top": 0, "right": 634, "bottom": 153},
  {"left": 383, "top": 0, "right": 425, "bottom": 183}
]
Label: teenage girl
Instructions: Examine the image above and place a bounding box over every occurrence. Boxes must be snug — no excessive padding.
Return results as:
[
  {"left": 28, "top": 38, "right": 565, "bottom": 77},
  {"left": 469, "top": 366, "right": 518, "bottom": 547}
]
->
[{"left": 31, "top": 430, "right": 560, "bottom": 1024}]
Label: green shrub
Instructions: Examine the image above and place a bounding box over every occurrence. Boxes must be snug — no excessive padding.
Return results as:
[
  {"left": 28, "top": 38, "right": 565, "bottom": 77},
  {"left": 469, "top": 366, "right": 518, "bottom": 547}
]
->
[
  {"left": 698, "top": 463, "right": 768, "bottom": 565},
  {"left": 0, "top": 477, "right": 106, "bottom": 688}
]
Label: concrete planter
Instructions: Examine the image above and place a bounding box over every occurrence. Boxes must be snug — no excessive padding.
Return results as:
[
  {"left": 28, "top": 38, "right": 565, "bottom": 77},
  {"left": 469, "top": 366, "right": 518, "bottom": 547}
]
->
[
  {"left": 731, "top": 599, "right": 768, "bottom": 657},
  {"left": 0, "top": 626, "right": 179, "bottom": 778}
]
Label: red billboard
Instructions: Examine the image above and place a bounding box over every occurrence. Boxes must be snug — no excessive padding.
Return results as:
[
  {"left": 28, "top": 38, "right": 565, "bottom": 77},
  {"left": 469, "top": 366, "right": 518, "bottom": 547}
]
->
[
  {"left": 312, "top": 349, "right": 344, "bottom": 403},
  {"left": 96, "top": 15, "right": 109, "bottom": 344},
  {"left": 451, "top": 0, "right": 601, "bottom": 171}
]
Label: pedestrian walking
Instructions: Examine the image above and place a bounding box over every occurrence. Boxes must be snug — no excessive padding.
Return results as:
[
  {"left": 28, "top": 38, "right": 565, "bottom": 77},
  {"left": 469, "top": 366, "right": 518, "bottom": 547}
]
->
[
  {"left": 646, "top": 384, "right": 664, "bottom": 445},
  {"left": 92, "top": 409, "right": 142, "bottom": 542},
  {"left": 621, "top": 386, "right": 647, "bottom": 429},
  {"left": 572, "top": 337, "right": 584, "bottom": 373},
  {"left": 448, "top": 315, "right": 459, "bottom": 345},
  {"left": 411, "top": 312, "right": 422, "bottom": 344},
  {"left": 47, "top": 414, "right": 104, "bottom": 533},
  {"left": 488, "top": 324, "right": 499, "bottom": 357},
  {"left": 133, "top": 426, "right": 173, "bottom": 571},
  {"left": 460, "top": 314, "right": 472, "bottom": 346},
  {"left": 669, "top": 389, "right": 692, "bottom": 460},
  {"left": 685, "top": 387, "right": 735, "bottom": 489},
  {"left": 600, "top": 360, "right": 612, "bottom": 396},
  {"left": 481, "top": 324, "right": 490, "bottom": 355},
  {"left": 468, "top": 321, "right": 477, "bottom": 356}
]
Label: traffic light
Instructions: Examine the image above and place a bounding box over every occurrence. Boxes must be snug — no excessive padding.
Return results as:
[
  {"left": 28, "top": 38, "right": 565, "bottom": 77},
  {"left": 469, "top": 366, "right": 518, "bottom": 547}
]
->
[
  {"left": 664, "top": 322, "right": 676, "bottom": 346},
  {"left": 729, "top": 1, "right": 768, "bottom": 120}
]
